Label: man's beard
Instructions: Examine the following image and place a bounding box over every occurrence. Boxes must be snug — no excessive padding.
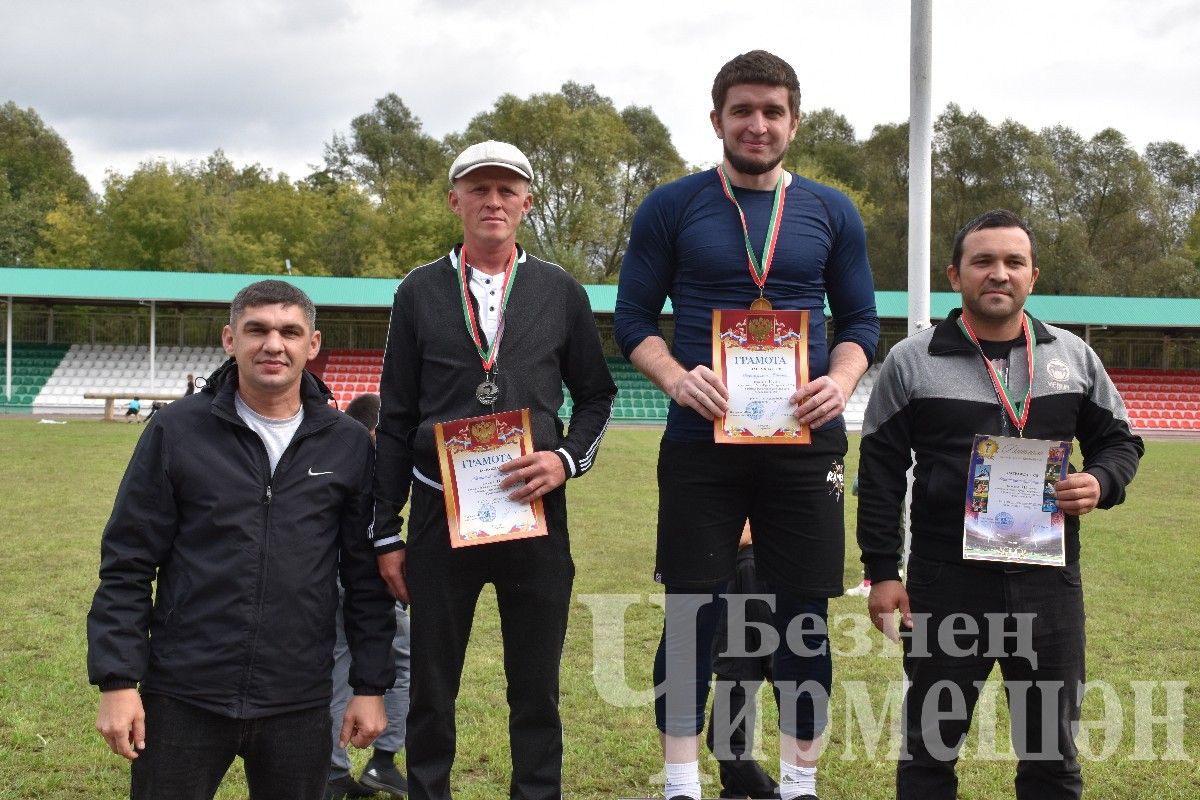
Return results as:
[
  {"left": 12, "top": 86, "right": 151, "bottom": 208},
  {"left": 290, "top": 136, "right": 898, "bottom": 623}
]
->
[{"left": 724, "top": 143, "right": 784, "bottom": 177}]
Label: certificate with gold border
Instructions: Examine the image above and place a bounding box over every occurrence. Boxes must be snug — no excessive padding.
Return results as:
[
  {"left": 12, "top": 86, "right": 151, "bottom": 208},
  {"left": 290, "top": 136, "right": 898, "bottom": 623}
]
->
[
  {"left": 711, "top": 309, "right": 811, "bottom": 444},
  {"left": 434, "top": 408, "right": 548, "bottom": 548}
]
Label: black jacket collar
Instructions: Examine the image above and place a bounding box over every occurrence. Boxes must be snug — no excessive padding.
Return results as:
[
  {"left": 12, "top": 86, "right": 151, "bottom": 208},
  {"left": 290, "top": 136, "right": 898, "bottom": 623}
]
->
[{"left": 929, "top": 307, "right": 1056, "bottom": 356}]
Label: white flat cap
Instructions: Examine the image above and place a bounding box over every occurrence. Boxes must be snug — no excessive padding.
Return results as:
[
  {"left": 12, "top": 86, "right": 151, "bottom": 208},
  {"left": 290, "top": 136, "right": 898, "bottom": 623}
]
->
[{"left": 448, "top": 140, "right": 534, "bottom": 183}]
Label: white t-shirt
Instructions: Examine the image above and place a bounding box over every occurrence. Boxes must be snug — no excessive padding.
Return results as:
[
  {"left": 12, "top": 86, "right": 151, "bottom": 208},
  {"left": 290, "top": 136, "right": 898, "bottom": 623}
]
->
[{"left": 235, "top": 392, "right": 304, "bottom": 475}]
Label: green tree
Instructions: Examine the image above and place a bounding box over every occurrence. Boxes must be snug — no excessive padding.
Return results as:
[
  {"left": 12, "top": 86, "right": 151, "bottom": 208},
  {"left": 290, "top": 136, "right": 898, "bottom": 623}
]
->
[
  {"left": 0, "top": 102, "right": 91, "bottom": 265},
  {"left": 183, "top": 152, "right": 328, "bottom": 274},
  {"left": 787, "top": 107, "right": 862, "bottom": 189},
  {"left": 309, "top": 181, "right": 390, "bottom": 277},
  {"left": 33, "top": 193, "right": 98, "bottom": 267},
  {"left": 599, "top": 104, "right": 687, "bottom": 279},
  {"left": 462, "top": 82, "right": 684, "bottom": 281},
  {"left": 1186, "top": 209, "right": 1200, "bottom": 267},
  {"left": 930, "top": 105, "right": 1039, "bottom": 269},
  {"left": 94, "top": 161, "right": 192, "bottom": 270},
  {"left": 319, "top": 93, "right": 447, "bottom": 197},
  {"left": 1144, "top": 141, "right": 1200, "bottom": 253},
  {"left": 856, "top": 122, "right": 910, "bottom": 289},
  {"left": 373, "top": 178, "right": 460, "bottom": 275}
]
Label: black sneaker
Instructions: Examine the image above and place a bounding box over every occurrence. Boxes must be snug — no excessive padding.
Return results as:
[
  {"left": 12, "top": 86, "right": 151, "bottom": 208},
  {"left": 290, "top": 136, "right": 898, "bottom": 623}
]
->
[
  {"left": 359, "top": 763, "right": 409, "bottom": 797},
  {"left": 719, "top": 758, "right": 780, "bottom": 798},
  {"left": 324, "top": 774, "right": 374, "bottom": 800}
]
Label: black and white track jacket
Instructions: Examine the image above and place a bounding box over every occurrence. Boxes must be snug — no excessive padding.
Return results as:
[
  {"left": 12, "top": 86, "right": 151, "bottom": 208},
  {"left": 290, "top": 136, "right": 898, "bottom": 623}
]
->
[
  {"left": 372, "top": 245, "right": 617, "bottom": 552},
  {"left": 857, "top": 309, "right": 1144, "bottom": 582}
]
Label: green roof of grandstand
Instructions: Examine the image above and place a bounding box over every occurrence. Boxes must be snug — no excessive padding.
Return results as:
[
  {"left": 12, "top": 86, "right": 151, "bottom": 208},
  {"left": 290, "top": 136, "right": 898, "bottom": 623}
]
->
[
  {"left": 2, "top": 267, "right": 1197, "bottom": 327},
  {"left": 0, "top": 267, "right": 400, "bottom": 308}
]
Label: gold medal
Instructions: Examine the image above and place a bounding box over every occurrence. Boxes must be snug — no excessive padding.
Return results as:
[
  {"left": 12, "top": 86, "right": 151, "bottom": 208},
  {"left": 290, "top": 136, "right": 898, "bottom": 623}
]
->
[{"left": 750, "top": 295, "right": 773, "bottom": 311}]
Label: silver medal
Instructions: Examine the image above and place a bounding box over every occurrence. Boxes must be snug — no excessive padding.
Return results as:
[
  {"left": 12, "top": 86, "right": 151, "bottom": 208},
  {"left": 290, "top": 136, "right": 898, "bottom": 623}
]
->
[{"left": 475, "top": 380, "right": 500, "bottom": 406}]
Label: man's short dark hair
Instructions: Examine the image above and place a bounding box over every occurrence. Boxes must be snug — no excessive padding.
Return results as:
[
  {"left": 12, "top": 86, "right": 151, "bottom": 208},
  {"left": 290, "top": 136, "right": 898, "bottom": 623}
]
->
[
  {"left": 712, "top": 50, "right": 801, "bottom": 117},
  {"left": 229, "top": 280, "right": 317, "bottom": 331},
  {"left": 344, "top": 393, "right": 380, "bottom": 434},
  {"left": 950, "top": 209, "right": 1038, "bottom": 269}
]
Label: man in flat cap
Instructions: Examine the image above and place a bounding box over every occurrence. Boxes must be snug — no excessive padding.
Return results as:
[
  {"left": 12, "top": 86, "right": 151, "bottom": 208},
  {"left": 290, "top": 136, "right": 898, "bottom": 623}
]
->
[{"left": 372, "top": 140, "right": 616, "bottom": 800}]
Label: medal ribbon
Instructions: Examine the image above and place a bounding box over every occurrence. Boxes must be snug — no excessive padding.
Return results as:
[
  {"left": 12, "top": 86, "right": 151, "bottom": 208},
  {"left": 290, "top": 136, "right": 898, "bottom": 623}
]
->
[
  {"left": 456, "top": 244, "right": 519, "bottom": 373},
  {"left": 957, "top": 312, "right": 1036, "bottom": 435},
  {"left": 716, "top": 165, "right": 786, "bottom": 296}
]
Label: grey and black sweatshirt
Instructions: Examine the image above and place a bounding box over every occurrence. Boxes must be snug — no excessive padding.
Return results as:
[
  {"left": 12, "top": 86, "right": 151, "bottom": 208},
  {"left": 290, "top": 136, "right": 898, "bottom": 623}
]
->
[
  {"left": 372, "top": 245, "right": 617, "bottom": 553},
  {"left": 857, "top": 309, "right": 1143, "bottom": 583}
]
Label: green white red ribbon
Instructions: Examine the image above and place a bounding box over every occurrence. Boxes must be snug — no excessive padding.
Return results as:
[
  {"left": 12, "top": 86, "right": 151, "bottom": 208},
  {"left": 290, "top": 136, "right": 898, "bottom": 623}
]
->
[
  {"left": 717, "top": 165, "right": 786, "bottom": 297},
  {"left": 957, "top": 311, "right": 1036, "bottom": 435},
  {"left": 456, "top": 244, "right": 518, "bottom": 371}
]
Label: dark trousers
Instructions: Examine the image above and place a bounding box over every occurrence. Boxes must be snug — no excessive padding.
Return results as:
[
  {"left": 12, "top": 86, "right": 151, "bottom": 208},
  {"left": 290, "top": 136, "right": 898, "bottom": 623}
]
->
[
  {"left": 404, "top": 483, "right": 574, "bottom": 800},
  {"left": 131, "top": 693, "right": 331, "bottom": 800},
  {"left": 654, "top": 586, "right": 831, "bottom": 740},
  {"left": 654, "top": 432, "right": 848, "bottom": 597},
  {"left": 899, "top": 555, "right": 1086, "bottom": 800}
]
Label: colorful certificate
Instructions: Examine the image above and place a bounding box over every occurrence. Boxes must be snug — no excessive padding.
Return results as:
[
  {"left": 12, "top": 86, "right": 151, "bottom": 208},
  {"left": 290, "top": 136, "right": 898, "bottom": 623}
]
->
[
  {"left": 963, "top": 434, "right": 1072, "bottom": 566},
  {"left": 711, "top": 309, "right": 811, "bottom": 444},
  {"left": 434, "top": 408, "right": 547, "bottom": 548}
]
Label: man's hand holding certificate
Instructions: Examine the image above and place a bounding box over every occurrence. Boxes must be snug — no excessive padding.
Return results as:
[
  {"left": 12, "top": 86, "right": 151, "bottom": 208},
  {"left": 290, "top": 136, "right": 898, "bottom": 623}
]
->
[
  {"left": 712, "top": 309, "right": 811, "bottom": 443},
  {"left": 963, "top": 434, "right": 1072, "bottom": 566},
  {"left": 498, "top": 450, "right": 566, "bottom": 503},
  {"left": 434, "top": 409, "right": 548, "bottom": 548}
]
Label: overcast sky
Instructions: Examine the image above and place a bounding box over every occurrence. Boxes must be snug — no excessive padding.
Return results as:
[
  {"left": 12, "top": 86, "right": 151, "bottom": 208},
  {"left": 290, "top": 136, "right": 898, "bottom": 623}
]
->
[{"left": 3, "top": 0, "right": 1198, "bottom": 193}]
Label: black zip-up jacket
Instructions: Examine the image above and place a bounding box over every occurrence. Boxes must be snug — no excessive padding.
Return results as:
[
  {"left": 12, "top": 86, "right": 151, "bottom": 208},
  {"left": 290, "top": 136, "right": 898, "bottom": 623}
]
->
[
  {"left": 858, "top": 310, "right": 1144, "bottom": 582},
  {"left": 372, "top": 246, "right": 617, "bottom": 552},
  {"left": 87, "top": 359, "right": 396, "bottom": 718}
]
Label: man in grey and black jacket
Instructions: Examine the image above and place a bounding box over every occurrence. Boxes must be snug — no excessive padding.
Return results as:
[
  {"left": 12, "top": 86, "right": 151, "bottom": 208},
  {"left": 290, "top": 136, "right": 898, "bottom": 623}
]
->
[
  {"left": 857, "top": 209, "right": 1143, "bottom": 800},
  {"left": 372, "top": 141, "right": 616, "bottom": 800},
  {"left": 88, "top": 280, "right": 396, "bottom": 800}
]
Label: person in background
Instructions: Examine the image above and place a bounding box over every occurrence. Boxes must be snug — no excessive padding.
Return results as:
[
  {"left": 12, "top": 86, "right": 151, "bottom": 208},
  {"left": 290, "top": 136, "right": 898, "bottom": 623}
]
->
[
  {"left": 327, "top": 393, "right": 412, "bottom": 800},
  {"left": 707, "top": 522, "right": 779, "bottom": 800}
]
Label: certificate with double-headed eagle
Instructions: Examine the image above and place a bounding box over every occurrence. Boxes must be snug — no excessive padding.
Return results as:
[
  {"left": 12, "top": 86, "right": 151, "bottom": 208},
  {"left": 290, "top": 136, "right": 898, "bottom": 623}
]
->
[
  {"left": 962, "top": 434, "right": 1072, "bottom": 566},
  {"left": 434, "top": 409, "right": 547, "bottom": 548},
  {"left": 711, "top": 309, "right": 811, "bottom": 444}
]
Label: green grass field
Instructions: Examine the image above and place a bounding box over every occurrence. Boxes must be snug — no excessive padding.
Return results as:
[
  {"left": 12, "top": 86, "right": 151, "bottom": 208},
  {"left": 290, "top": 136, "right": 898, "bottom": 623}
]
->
[{"left": 0, "top": 419, "right": 1196, "bottom": 799}]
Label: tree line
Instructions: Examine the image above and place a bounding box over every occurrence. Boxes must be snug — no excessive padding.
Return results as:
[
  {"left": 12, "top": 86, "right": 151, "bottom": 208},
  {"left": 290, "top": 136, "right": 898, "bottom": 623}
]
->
[{"left": 2, "top": 91, "right": 1198, "bottom": 296}]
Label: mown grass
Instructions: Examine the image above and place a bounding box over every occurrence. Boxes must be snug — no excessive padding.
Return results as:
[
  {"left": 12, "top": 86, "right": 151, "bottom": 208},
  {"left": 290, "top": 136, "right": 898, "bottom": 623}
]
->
[{"left": 0, "top": 419, "right": 1196, "bottom": 798}]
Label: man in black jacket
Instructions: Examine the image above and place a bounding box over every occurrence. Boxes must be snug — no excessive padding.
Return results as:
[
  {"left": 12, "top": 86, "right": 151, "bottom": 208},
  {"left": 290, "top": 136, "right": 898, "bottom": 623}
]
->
[
  {"left": 88, "top": 280, "right": 397, "bottom": 800},
  {"left": 372, "top": 141, "right": 616, "bottom": 800},
  {"left": 857, "top": 210, "right": 1143, "bottom": 799}
]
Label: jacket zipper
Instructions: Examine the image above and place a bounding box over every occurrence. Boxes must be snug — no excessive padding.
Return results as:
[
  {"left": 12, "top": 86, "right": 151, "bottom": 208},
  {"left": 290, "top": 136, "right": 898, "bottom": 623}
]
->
[
  {"left": 237, "top": 420, "right": 333, "bottom": 715},
  {"left": 237, "top": 431, "right": 276, "bottom": 716}
]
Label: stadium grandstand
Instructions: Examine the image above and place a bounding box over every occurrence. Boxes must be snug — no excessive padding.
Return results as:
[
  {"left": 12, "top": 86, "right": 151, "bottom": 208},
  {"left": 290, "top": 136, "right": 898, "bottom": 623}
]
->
[{"left": 3, "top": 267, "right": 1199, "bottom": 431}]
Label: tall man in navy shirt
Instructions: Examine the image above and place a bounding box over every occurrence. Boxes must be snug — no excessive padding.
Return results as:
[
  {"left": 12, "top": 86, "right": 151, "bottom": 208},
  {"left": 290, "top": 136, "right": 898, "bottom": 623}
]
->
[{"left": 614, "top": 50, "right": 879, "bottom": 800}]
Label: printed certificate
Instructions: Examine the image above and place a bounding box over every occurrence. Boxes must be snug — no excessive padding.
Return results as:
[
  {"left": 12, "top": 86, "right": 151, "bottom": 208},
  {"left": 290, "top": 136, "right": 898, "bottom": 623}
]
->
[
  {"left": 963, "top": 434, "right": 1072, "bottom": 566},
  {"left": 711, "top": 309, "right": 810, "bottom": 444},
  {"left": 434, "top": 408, "right": 547, "bottom": 548}
]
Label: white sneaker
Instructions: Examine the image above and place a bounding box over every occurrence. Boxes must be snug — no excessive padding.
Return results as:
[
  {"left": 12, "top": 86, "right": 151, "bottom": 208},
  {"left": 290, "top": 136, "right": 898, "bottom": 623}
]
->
[{"left": 844, "top": 580, "right": 871, "bottom": 597}]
